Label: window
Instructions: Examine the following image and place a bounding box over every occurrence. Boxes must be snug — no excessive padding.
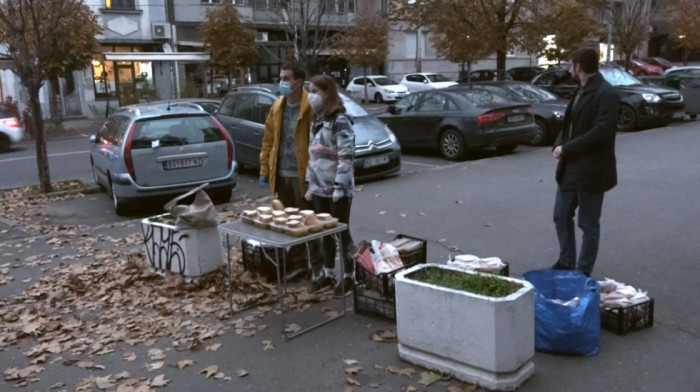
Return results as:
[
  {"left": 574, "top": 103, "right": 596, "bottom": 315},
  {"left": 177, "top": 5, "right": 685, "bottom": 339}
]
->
[
  {"left": 198, "top": 102, "right": 220, "bottom": 115},
  {"left": 506, "top": 84, "right": 559, "bottom": 103},
  {"left": 453, "top": 90, "right": 509, "bottom": 108},
  {"left": 254, "top": 95, "right": 275, "bottom": 124},
  {"left": 218, "top": 95, "right": 239, "bottom": 117},
  {"left": 130, "top": 116, "right": 224, "bottom": 149},
  {"left": 201, "top": 0, "right": 222, "bottom": 3},
  {"left": 112, "top": 116, "right": 131, "bottom": 146},
  {"left": 99, "top": 117, "right": 120, "bottom": 145},
  {"left": 324, "top": 0, "right": 356, "bottom": 13},
  {"left": 533, "top": 72, "right": 557, "bottom": 86},
  {"left": 404, "top": 31, "right": 428, "bottom": 58},
  {"left": 600, "top": 68, "right": 641, "bottom": 86},
  {"left": 353, "top": 78, "right": 366, "bottom": 85},
  {"left": 406, "top": 75, "right": 425, "bottom": 83},
  {"left": 105, "top": 0, "right": 135, "bottom": 9},
  {"left": 417, "top": 93, "right": 447, "bottom": 112},
  {"left": 233, "top": 94, "right": 257, "bottom": 122},
  {"left": 425, "top": 74, "right": 450, "bottom": 83},
  {"left": 372, "top": 77, "right": 399, "bottom": 86},
  {"left": 394, "top": 94, "right": 419, "bottom": 113}
]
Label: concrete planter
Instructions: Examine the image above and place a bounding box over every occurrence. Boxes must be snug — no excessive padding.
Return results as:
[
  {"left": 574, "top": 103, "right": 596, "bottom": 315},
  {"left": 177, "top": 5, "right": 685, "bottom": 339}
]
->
[
  {"left": 141, "top": 214, "right": 223, "bottom": 281},
  {"left": 395, "top": 264, "right": 535, "bottom": 391}
]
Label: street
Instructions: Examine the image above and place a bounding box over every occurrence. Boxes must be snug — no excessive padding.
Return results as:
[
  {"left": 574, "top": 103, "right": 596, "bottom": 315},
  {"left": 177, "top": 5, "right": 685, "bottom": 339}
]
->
[{"left": 0, "top": 119, "right": 699, "bottom": 391}]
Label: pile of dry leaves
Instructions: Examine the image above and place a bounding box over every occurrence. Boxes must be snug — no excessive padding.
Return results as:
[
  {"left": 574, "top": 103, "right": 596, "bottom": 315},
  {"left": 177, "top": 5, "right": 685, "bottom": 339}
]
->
[{"left": 0, "top": 185, "right": 85, "bottom": 234}]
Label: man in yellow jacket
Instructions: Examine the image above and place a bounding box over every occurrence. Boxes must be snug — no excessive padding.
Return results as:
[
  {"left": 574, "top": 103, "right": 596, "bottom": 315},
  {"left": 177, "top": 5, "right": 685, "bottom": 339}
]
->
[{"left": 259, "top": 63, "right": 319, "bottom": 280}]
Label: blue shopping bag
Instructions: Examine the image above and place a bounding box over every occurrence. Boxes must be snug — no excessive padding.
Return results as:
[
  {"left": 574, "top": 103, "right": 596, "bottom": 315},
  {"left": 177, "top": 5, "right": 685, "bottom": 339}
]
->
[{"left": 522, "top": 270, "right": 601, "bottom": 356}]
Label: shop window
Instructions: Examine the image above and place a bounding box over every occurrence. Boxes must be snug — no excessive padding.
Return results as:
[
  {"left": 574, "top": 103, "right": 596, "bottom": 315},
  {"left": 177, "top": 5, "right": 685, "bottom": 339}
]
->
[
  {"left": 105, "top": 0, "right": 135, "bottom": 10},
  {"left": 93, "top": 60, "right": 116, "bottom": 99}
]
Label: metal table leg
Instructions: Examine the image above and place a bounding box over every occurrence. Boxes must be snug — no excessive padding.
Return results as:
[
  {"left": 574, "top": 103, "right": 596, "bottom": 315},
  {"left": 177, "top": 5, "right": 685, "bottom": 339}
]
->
[{"left": 227, "top": 235, "right": 276, "bottom": 314}]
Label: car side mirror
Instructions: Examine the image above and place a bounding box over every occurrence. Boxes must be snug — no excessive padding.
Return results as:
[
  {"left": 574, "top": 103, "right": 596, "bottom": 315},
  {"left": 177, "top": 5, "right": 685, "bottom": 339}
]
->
[
  {"left": 89, "top": 135, "right": 97, "bottom": 144},
  {"left": 423, "top": 80, "right": 429, "bottom": 84}
]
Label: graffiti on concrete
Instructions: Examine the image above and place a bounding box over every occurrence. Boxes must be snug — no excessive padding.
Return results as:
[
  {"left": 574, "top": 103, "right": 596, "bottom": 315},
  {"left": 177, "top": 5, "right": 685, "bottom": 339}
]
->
[{"left": 142, "top": 224, "right": 189, "bottom": 274}]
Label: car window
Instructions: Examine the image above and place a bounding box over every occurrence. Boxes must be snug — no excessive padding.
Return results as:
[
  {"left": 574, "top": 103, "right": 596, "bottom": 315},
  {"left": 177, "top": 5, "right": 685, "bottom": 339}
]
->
[
  {"left": 507, "top": 83, "right": 559, "bottom": 102},
  {"left": 405, "top": 75, "right": 417, "bottom": 82},
  {"left": 100, "top": 117, "right": 119, "bottom": 144},
  {"left": 340, "top": 95, "right": 370, "bottom": 118},
  {"left": 254, "top": 95, "right": 275, "bottom": 124},
  {"left": 533, "top": 72, "right": 556, "bottom": 86},
  {"left": 467, "top": 85, "right": 512, "bottom": 100},
  {"left": 198, "top": 102, "right": 219, "bottom": 115},
  {"left": 446, "top": 98, "right": 459, "bottom": 111},
  {"left": 554, "top": 72, "right": 576, "bottom": 86},
  {"left": 426, "top": 74, "right": 450, "bottom": 82},
  {"left": 353, "top": 78, "right": 365, "bottom": 85},
  {"left": 394, "top": 94, "right": 419, "bottom": 113},
  {"left": 130, "top": 115, "right": 224, "bottom": 149},
  {"left": 218, "top": 95, "right": 239, "bottom": 116},
  {"left": 373, "top": 77, "right": 399, "bottom": 86},
  {"left": 600, "top": 68, "right": 641, "bottom": 86},
  {"left": 232, "top": 93, "right": 256, "bottom": 122},
  {"left": 453, "top": 90, "right": 509, "bottom": 108},
  {"left": 112, "top": 116, "right": 130, "bottom": 146},
  {"left": 633, "top": 60, "right": 648, "bottom": 66},
  {"left": 417, "top": 93, "right": 448, "bottom": 112}
]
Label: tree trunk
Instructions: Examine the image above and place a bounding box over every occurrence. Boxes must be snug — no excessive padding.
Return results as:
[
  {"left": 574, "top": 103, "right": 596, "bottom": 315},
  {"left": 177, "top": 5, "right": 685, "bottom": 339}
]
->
[
  {"left": 467, "top": 61, "right": 472, "bottom": 83},
  {"left": 496, "top": 50, "right": 507, "bottom": 80},
  {"left": 47, "top": 78, "right": 64, "bottom": 133},
  {"left": 363, "top": 66, "right": 368, "bottom": 103},
  {"left": 684, "top": 48, "right": 689, "bottom": 66},
  {"left": 624, "top": 53, "right": 631, "bottom": 72},
  {"left": 239, "top": 67, "right": 246, "bottom": 86},
  {"left": 29, "top": 88, "right": 51, "bottom": 193}
]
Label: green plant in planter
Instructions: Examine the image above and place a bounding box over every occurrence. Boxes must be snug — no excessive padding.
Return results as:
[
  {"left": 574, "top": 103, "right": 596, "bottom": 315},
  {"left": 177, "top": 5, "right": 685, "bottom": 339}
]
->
[{"left": 413, "top": 267, "right": 522, "bottom": 298}]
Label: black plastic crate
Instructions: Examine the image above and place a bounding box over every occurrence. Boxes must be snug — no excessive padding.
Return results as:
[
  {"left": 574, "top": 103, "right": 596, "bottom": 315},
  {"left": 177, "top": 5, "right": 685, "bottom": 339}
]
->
[
  {"left": 355, "top": 234, "right": 427, "bottom": 298},
  {"left": 353, "top": 286, "right": 397, "bottom": 322},
  {"left": 241, "top": 241, "right": 283, "bottom": 283},
  {"left": 601, "top": 298, "right": 654, "bottom": 335}
]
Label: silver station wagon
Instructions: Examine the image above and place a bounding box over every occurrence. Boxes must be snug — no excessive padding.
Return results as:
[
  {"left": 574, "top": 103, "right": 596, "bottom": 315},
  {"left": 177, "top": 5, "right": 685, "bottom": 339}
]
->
[{"left": 89, "top": 105, "right": 238, "bottom": 215}]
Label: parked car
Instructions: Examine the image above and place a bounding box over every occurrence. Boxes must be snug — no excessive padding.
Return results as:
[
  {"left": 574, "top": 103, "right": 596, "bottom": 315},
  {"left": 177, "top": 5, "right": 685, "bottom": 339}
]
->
[
  {"left": 533, "top": 64, "right": 686, "bottom": 132},
  {"left": 216, "top": 84, "right": 401, "bottom": 181},
  {"left": 508, "top": 66, "right": 546, "bottom": 82},
  {"left": 450, "top": 82, "right": 567, "bottom": 145},
  {"left": 142, "top": 98, "right": 222, "bottom": 115},
  {"left": 663, "top": 66, "right": 700, "bottom": 89},
  {"left": 464, "top": 70, "right": 513, "bottom": 82},
  {"left": 346, "top": 75, "right": 410, "bottom": 103},
  {"left": 376, "top": 89, "right": 538, "bottom": 160},
  {"left": 89, "top": 105, "right": 238, "bottom": 215},
  {"left": 614, "top": 59, "right": 663, "bottom": 76},
  {"left": 399, "top": 73, "right": 458, "bottom": 92},
  {"left": 642, "top": 57, "right": 676, "bottom": 71},
  {"left": 0, "top": 108, "right": 23, "bottom": 152}
]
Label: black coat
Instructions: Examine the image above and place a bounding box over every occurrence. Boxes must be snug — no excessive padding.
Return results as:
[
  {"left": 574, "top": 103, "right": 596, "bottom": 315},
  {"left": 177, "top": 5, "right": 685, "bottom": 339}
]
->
[{"left": 554, "top": 73, "right": 619, "bottom": 193}]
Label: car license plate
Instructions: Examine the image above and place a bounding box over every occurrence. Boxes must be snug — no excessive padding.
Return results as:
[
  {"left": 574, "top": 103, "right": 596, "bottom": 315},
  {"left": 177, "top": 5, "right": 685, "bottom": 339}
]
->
[
  {"left": 363, "top": 155, "right": 389, "bottom": 168},
  {"left": 507, "top": 114, "right": 525, "bottom": 123},
  {"left": 673, "top": 111, "right": 685, "bottom": 119},
  {"left": 163, "top": 157, "right": 203, "bottom": 170}
]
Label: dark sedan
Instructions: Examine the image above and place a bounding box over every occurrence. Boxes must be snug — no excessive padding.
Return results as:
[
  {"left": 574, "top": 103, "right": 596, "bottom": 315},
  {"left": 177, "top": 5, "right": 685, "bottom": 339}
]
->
[
  {"left": 508, "top": 66, "right": 546, "bottom": 82},
  {"left": 533, "top": 64, "right": 686, "bottom": 132},
  {"left": 463, "top": 70, "right": 513, "bottom": 82},
  {"left": 452, "top": 82, "right": 567, "bottom": 145},
  {"left": 376, "top": 89, "right": 538, "bottom": 160},
  {"left": 215, "top": 84, "right": 401, "bottom": 181}
]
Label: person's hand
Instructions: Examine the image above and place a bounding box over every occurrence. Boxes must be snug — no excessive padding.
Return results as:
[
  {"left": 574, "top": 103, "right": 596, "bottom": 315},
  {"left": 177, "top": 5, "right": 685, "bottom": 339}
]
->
[
  {"left": 332, "top": 189, "right": 343, "bottom": 203},
  {"left": 305, "top": 190, "right": 313, "bottom": 202},
  {"left": 553, "top": 146, "right": 564, "bottom": 160},
  {"left": 259, "top": 176, "right": 269, "bottom": 186}
]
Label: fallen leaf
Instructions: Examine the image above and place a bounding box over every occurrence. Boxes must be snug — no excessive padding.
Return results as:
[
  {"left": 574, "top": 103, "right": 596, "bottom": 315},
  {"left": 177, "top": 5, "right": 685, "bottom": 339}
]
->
[
  {"left": 30, "top": 355, "right": 46, "bottom": 365},
  {"left": 205, "top": 343, "right": 221, "bottom": 352},
  {"left": 387, "top": 366, "right": 416, "bottom": 377},
  {"left": 236, "top": 369, "right": 249, "bottom": 378},
  {"left": 115, "top": 371, "right": 130, "bottom": 380},
  {"left": 214, "top": 372, "right": 226, "bottom": 379},
  {"left": 385, "top": 230, "right": 396, "bottom": 235},
  {"left": 345, "top": 367, "right": 363, "bottom": 375},
  {"left": 146, "top": 362, "right": 164, "bottom": 371},
  {"left": 344, "top": 359, "right": 359, "bottom": 365},
  {"left": 150, "top": 374, "right": 170, "bottom": 387},
  {"left": 50, "top": 382, "right": 65, "bottom": 389},
  {"left": 177, "top": 360, "right": 194, "bottom": 370},
  {"left": 374, "top": 365, "right": 384, "bottom": 370},
  {"left": 380, "top": 329, "right": 397, "bottom": 339},
  {"left": 285, "top": 324, "right": 301, "bottom": 333},
  {"left": 403, "top": 386, "right": 418, "bottom": 392},
  {"left": 447, "top": 385, "right": 476, "bottom": 392},
  {"left": 200, "top": 365, "right": 218, "bottom": 379},
  {"left": 448, "top": 246, "right": 460, "bottom": 252},
  {"left": 148, "top": 348, "right": 165, "bottom": 360},
  {"left": 123, "top": 352, "right": 137, "bottom": 362},
  {"left": 346, "top": 377, "right": 361, "bottom": 386},
  {"left": 262, "top": 340, "right": 275, "bottom": 351},
  {"left": 418, "top": 371, "right": 442, "bottom": 386},
  {"left": 372, "top": 334, "right": 385, "bottom": 342},
  {"left": 368, "top": 382, "right": 382, "bottom": 388},
  {"left": 95, "top": 375, "right": 115, "bottom": 390},
  {"left": 437, "top": 239, "right": 447, "bottom": 243}
]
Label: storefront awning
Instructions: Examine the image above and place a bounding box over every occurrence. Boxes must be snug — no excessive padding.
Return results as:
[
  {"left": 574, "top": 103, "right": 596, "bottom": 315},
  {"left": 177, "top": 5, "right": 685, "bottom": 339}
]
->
[{"left": 104, "top": 52, "right": 210, "bottom": 62}]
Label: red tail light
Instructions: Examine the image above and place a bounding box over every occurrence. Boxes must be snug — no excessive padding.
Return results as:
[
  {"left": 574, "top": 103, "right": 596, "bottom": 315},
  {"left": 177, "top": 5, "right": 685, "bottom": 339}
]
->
[
  {"left": 477, "top": 111, "right": 506, "bottom": 125},
  {"left": 527, "top": 107, "right": 534, "bottom": 115},
  {"left": 211, "top": 116, "right": 234, "bottom": 170},
  {"left": 3, "top": 118, "right": 19, "bottom": 127},
  {"left": 123, "top": 122, "right": 137, "bottom": 181}
]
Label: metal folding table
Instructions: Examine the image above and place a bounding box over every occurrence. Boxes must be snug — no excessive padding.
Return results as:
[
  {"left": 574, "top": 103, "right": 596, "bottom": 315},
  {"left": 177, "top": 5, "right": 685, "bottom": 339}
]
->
[{"left": 218, "top": 220, "right": 348, "bottom": 340}]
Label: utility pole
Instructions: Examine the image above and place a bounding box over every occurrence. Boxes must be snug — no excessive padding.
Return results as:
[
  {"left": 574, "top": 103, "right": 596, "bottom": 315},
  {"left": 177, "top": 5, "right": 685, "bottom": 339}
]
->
[
  {"left": 415, "top": 28, "right": 422, "bottom": 72},
  {"left": 607, "top": 0, "right": 614, "bottom": 61}
]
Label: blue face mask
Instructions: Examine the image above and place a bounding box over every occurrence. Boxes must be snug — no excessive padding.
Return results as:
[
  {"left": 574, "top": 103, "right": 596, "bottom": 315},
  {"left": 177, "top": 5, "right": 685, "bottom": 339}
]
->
[{"left": 279, "top": 81, "right": 294, "bottom": 97}]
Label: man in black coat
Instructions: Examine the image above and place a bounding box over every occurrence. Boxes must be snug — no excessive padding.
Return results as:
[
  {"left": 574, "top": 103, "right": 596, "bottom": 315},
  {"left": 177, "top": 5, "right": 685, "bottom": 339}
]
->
[{"left": 552, "top": 48, "right": 619, "bottom": 277}]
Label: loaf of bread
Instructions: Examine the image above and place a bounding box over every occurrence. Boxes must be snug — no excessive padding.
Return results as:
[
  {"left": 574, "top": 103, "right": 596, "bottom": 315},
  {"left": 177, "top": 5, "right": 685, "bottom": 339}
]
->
[{"left": 272, "top": 199, "right": 285, "bottom": 211}]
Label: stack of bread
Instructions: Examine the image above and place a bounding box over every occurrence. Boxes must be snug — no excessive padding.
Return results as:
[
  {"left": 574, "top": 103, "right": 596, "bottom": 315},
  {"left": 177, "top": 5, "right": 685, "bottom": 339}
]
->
[{"left": 241, "top": 200, "right": 338, "bottom": 236}]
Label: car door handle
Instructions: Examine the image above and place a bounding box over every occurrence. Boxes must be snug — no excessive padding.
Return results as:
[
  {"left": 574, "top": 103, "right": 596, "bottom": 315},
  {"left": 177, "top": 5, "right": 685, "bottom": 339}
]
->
[{"left": 254, "top": 131, "right": 260, "bottom": 135}]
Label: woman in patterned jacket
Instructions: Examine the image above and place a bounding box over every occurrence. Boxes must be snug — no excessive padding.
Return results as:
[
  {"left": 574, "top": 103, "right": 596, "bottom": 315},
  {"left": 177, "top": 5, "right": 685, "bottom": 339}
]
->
[{"left": 305, "top": 74, "right": 357, "bottom": 298}]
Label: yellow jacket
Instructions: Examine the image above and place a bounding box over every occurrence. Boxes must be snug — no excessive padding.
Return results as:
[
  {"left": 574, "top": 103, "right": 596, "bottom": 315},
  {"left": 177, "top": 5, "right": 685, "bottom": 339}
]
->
[{"left": 259, "top": 89, "right": 314, "bottom": 195}]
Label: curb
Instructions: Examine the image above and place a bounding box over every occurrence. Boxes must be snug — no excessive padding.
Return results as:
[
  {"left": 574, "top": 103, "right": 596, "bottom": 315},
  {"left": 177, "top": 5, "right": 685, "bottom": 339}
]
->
[{"left": 19, "top": 132, "right": 91, "bottom": 145}]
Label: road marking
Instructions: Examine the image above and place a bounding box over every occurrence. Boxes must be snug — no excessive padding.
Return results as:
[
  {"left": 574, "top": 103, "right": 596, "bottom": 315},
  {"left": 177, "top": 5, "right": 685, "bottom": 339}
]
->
[
  {"left": 0, "top": 150, "right": 90, "bottom": 163},
  {"left": 402, "top": 160, "right": 439, "bottom": 168}
]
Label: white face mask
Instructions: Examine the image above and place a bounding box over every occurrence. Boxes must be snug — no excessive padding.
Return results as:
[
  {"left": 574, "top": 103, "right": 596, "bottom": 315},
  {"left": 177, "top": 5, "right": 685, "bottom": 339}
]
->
[{"left": 308, "top": 92, "right": 324, "bottom": 113}]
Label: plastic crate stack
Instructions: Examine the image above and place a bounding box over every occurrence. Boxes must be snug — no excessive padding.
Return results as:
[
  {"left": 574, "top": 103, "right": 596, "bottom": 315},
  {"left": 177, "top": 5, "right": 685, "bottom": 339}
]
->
[
  {"left": 353, "top": 234, "right": 427, "bottom": 321},
  {"left": 241, "top": 241, "right": 284, "bottom": 283}
]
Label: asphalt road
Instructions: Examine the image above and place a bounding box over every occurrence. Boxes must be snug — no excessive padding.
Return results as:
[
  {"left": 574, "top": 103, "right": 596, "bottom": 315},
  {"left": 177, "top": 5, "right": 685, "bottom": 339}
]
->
[{"left": 1, "top": 119, "right": 699, "bottom": 390}]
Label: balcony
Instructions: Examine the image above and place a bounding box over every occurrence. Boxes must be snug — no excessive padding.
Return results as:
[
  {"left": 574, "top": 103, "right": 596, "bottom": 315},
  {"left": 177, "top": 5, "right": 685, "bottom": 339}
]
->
[{"left": 101, "top": 0, "right": 141, "bottom": 14}]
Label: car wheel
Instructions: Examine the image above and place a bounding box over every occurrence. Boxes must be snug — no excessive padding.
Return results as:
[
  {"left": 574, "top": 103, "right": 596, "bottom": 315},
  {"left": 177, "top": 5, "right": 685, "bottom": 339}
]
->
[
  {"left": 495, "top": 144, "right": 518, "bottom": 154},
  {"left": 110, "top": 180, "right": 130, "bottom": 216},
  {"left": 375, "top": 93, "right": 384, "bottom": 104},
  {"left": 212, "top": 188, "right": 233, "bottom": 204},
  {"left": 236, "top": 160, "right": 245, "bottom": 172},
  {"left": 0, "top": 133, "right": 10, "bottom": 153},
  {"left": 617, "top": 105, "right": 637, "bottom": 132},
  {"left": 690, "top": 114, "right": 697, "bottom": 120},
  {"left": 530, "top": 119, "right": 549, "bottom": 146},
  {"left": 92, "top": 162, "right": 104, "bottom": 189},
  {"left": 439, "top": 129, "right": 467, "bottom": 161}
]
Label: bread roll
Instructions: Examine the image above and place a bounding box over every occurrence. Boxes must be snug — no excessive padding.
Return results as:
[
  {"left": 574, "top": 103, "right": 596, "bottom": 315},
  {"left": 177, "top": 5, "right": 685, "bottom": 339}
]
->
[
  {"left": 285, "top": 207, "right": 299, "bottom": 214},
  {"left": 243, "top": 210, "right": 257, "bottom": 218},
  {"left": 287, "top": 220, "right": 301, "bottom": 227},
  {"left": 287, "top": 214, "right": 302, "bottom": 221},
  {"left": 300, "top": 210, "right": 317, "bottom": 226},
  {"left": 317, "top": 213, "right": 331, "bottom": 221},
  {"left": 257, "top": 207, "right": 272, "bottom": 215},
  {"left": 272, "top": 199, "right": 285, "bottom": 211},
  {"left": 274, "top": 217, "right": 288, "bottom": 225},
  {"left": 259, "top": 214, "right": 273, "bottom": 223},
  {"left": 272, "top": 211, "right": 286, "bottom": 218}
]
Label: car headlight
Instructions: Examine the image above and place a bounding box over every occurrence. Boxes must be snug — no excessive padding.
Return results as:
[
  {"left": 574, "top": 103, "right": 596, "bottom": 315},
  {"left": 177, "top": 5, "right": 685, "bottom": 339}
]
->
[
  {"left": 384, "top": 89, "right": 393, "bottom": 94},
  {"left": 643, "top": 94, "right": 662, "bottom": 103},
  {"left": 553, "top": 110, "right": 564, "bottom": 120},
  {"left": 384, "top": 124, "right": 398, "bottom": 144}
]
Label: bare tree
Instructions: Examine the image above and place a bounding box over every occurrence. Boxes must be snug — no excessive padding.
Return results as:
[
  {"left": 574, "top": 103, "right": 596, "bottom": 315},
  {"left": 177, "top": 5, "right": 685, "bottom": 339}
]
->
[
  {"left": 334, "top": 1, "right": 389, "bottom": 102},
  {"left": 262, "top": 0, "right": 342, "bottom": 73},
  {"left": 0, "top": 0, "right": 102, "bottom": 193},
  {"left": 608, "top": 0, "right": 658, "bottom": 71}
]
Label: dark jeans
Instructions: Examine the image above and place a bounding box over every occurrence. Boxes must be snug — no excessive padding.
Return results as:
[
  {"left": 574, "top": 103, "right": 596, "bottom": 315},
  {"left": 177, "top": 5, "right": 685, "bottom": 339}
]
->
[
  {"left": 312, "top": 195, "right": 354, "bottom": 275},
  {"left": 276, "top": 176, "right": 320, "bottom": 269},
  {"left": 553, "top": 186, "right": 605, "bottom": 276}
]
